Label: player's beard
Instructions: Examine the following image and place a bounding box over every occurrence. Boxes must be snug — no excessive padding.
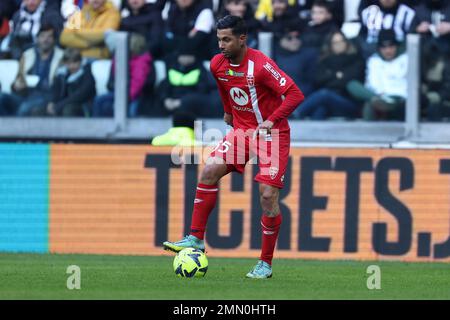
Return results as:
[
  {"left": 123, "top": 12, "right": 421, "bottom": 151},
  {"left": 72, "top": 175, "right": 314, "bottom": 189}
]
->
[{"left": 223, "top": 51, "right": 236, "bottom": 60}]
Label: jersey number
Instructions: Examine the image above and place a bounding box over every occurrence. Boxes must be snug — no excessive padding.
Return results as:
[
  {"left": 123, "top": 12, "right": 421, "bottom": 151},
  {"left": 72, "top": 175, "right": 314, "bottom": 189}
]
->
[{"left": 213, "top": 141, "right": 232, "bottom": 153}]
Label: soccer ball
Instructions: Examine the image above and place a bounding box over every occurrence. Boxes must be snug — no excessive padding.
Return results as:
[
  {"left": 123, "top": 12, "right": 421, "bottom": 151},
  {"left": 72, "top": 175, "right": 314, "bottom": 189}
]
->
[{"left": 173, "top": 248, "right": 208, "bottom": 278}]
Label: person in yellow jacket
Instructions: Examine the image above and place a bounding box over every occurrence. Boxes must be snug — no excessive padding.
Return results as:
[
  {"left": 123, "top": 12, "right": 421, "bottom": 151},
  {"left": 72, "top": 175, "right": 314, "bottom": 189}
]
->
[
  {"left": 60, "top": 0, "right": 120, "bottom": 59},
  {"left": 151, "top": 111, "right": 198, "bottom": 146},
  {"left": 255, "top": 0, "right": 297, "bottom": 22}
]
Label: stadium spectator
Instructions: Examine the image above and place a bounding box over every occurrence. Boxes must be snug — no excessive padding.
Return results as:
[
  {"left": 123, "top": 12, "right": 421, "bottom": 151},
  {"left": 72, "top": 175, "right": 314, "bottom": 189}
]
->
[
  {"left": 1, "top": 0, "right": 64, "bottom": 60},
  {"left": 262, "top": 0, "right": 337, "bottom": 96},
  {"left": 163, "top": 0, "right": 215, "bottom": 61},
  {"left": 151, "top": 111, "right": 197, "bottom": 146},
  {"left": 119, "top": 0, "right": 164, "bottom": 58},
  {"left": 256, "top": 0, "right": 343, "bottom": 25},
  {"left": 255, "top": 0, "right": 297, "bottom": 22},
  {"left": 422, "top": 52, "right": 450, "bottom": 121},
  {"left": 297, "top": 0, "right": 344, "bottom": 26},
  {"left": 0, "top": 24, "right": 64, "bottom": 116},
  {"left": 217, "top": 0, "right": 260, "bottom": 49},
  {"left": 0, "top": 0, "right": 19, "bottom": 43},
  {"left": 92, "top": 33, "right": 152, "bottom": 117},
  {"left": 60, "top": 0, "right": 120, "bottom": 60},
  {"left": 0, "top": 0, "right": 20, "bottom": 21},
  {"left": 154, "top": 49, "right": 221, "bottom": 117},
  {"left": 46, "top": 48, "right": 96, "bottom": 116},
  {"left": 260, "top": 0, "right": 305, "bottom": 92},
  {"left": 411, "top": 0, "right": 450, "bottom": 55},
  {"left": 357, "top": 0, "right": 423, "bottom": 16},
  {"left": 348, "top": 29, "right": 408, "bottom": 121},
  {"left": 295, "top": 30, "right": 365, "bottom": 119},
  {"left": 300, "top": 0, "right": 338, "bottom": 48},
  {"left": 358, "top": 0, "right": 416, "bottom": 58},
  {"left": 260, "top": 0, "right": 304, "bottom": 40}
]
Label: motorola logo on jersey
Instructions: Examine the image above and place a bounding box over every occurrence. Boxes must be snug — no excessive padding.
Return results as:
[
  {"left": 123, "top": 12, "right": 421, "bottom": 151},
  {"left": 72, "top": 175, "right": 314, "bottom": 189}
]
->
[{"left": 230, "top": 87, "right": 249, "bottom": 106}]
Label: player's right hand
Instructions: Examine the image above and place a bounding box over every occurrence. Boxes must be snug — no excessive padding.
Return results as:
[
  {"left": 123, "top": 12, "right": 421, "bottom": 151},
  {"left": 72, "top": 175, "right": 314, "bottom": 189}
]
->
[{"left": 224, "top": 113, "right": 233, "bottom": 127}]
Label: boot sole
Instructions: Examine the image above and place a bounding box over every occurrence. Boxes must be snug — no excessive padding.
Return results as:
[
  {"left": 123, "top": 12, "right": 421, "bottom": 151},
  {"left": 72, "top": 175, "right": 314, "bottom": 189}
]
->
[{"left": 163, "top": 244, "right": 205, "bottom": 253}]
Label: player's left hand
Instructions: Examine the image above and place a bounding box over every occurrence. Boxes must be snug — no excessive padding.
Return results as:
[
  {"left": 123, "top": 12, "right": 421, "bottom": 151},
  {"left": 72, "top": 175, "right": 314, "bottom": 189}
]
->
[{"left": 253, "top": 120, "right": 274, "bottom": 140}]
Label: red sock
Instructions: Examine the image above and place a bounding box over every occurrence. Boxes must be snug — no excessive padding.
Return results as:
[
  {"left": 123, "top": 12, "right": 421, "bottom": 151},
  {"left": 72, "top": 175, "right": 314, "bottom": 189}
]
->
[
  {"left": 260, "top": 214, "right": 282, "bottom": 265},
  {"left": 189, "top": 183, "right": 219, "bottom": 240}
]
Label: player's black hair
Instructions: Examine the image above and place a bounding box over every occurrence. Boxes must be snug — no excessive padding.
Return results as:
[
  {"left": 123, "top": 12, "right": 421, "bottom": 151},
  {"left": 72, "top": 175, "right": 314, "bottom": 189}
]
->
[{"left": 216, "top": 15, "right": 248, "bottom": 36}]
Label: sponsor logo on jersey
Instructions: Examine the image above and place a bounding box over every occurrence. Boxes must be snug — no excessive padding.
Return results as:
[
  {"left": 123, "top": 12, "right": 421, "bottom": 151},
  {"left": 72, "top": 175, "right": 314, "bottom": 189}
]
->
[
  {"left": 263, "top": 62, "right": 281, "bottom": 81},
  {"left": 280, "top": 77, "right": 286, "bottom": 86},
  {"left": 232, "top": 105, "right": 254, "bottom": 112},
  {"left": 226, "top": 69, "right": 245, "bottom": 77},
  {"left": 230, "top": 87, "right": 249, "bottom": 106},
  {"left": 269, "top": 166, "right": 279, "bottom": 180},
  {"left": 246, "top": 75, "right": 255, "bottom": 87},
  {"left": 218, "top": 77, "right": 229, "bottom": 82}
]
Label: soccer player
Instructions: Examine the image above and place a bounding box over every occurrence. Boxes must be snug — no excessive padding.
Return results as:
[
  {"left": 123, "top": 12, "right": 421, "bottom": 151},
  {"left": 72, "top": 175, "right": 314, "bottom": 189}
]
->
[{"left": 163, "top": 15, "right": 304, "bottom": 279}]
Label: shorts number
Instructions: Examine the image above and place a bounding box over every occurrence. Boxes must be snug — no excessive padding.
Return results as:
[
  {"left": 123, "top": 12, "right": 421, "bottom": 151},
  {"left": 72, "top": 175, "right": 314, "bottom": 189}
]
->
[{"left": 214, "top": 141, "right": 232, "bottom": 153}]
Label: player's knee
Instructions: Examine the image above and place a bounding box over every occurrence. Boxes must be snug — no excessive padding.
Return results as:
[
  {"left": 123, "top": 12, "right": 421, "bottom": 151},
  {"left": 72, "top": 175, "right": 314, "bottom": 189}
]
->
[
  {"left": 259, "top": 187, "right": 278, "bottom": 212},
  {"left": 200, "top": 164, "right": 225, "bottom": 185}
]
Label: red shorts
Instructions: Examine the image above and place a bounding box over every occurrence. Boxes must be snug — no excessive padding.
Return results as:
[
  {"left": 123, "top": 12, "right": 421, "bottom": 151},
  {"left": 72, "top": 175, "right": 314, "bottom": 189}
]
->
[{"left": 210, "top": 129, "right": 290, "bottom": 189}]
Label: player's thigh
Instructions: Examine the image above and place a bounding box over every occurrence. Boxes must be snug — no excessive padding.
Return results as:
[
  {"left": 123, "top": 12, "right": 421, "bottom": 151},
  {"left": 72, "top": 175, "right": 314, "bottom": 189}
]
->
[
  {"left": 201, "top": 158, "right": 230, "bottom": 183},
  {"left": 209, "top": 130, "right": 249, "bottom": 173},
  {"left": 255, "top": 132, "right": 290, "bottom": 189}
]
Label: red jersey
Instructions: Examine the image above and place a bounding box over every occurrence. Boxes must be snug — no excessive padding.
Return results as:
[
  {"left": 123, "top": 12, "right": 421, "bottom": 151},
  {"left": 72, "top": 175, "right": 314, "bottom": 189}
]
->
[{"left": 210, "top": 47, "right": 300, "bottom": 133}]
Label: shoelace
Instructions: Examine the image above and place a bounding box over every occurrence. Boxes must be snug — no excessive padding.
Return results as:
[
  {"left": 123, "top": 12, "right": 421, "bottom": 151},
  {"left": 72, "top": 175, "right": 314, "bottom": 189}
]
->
[
  {"left": 254, "top": 261, "right": 265, "bottom": 272},
  {"left": 184, "top": 235, "right": 200, "bottom": 243}
]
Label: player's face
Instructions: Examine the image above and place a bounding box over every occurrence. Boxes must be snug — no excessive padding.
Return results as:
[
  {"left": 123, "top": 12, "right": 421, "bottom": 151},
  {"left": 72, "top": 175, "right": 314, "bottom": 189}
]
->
[{"left": 217, "top": 28, "right": 246, "bottom": 60}]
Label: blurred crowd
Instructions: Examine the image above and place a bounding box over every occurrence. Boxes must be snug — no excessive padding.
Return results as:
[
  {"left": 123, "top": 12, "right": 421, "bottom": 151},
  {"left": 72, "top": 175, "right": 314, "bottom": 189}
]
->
[{"left": 0, "top": 0, "right": 449, "bottom": 122}]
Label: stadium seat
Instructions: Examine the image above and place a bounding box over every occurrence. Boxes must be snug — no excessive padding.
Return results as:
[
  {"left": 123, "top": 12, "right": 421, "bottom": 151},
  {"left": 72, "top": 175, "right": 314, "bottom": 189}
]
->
[
  {"left": 154, "top": 60, "right": 166, "bottom": 88},
  {"left": 344, "top": 0, "right": 361, "bottom": 22},
  {"left": 0, "top": 60, "right": 19, "bottom": 94},
  {"left": 91, "top": 59, "right": 112, "bottom": 96},
  {"left": 341, "top": 22, "right": 362, "bottom": 39}
]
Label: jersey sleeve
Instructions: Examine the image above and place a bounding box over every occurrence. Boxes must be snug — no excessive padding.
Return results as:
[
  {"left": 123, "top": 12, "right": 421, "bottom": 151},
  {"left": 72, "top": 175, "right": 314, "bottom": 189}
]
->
[
  {"left": 210, "top": 57, "right": 232, "bottom": 114},
  {"left": 258, "top": 57, "right": 295, "bottom": 96},
  {"left": 258, "top": 57, "right": 304, "bottom": 123}
]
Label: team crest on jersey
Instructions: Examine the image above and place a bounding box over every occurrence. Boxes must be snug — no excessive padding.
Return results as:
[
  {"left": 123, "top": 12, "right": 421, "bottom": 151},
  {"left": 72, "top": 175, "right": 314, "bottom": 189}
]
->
[
  {"left": 269, "top": 167, "right": 279, "bottom": 180},
  {"left": 230, "top": 87, "right": 249, "bottom": 106},
  {"left": 246, "top": 75, "right": 255, "bottom": 87},
  {"left": 226, "top": 69, "right": 245, "bottom": 77}
]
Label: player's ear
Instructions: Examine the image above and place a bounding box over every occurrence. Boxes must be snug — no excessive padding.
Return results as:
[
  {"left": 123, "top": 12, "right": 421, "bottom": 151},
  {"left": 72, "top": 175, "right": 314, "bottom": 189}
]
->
[{"left": 239, "top": 34, "right": 247, "bottom": 45}]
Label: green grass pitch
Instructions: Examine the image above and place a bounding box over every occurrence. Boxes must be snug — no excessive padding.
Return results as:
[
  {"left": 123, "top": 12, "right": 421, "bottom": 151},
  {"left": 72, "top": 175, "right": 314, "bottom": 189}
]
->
[{"left": 0, "top": 253, "right": 449, "bottom": 300}]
